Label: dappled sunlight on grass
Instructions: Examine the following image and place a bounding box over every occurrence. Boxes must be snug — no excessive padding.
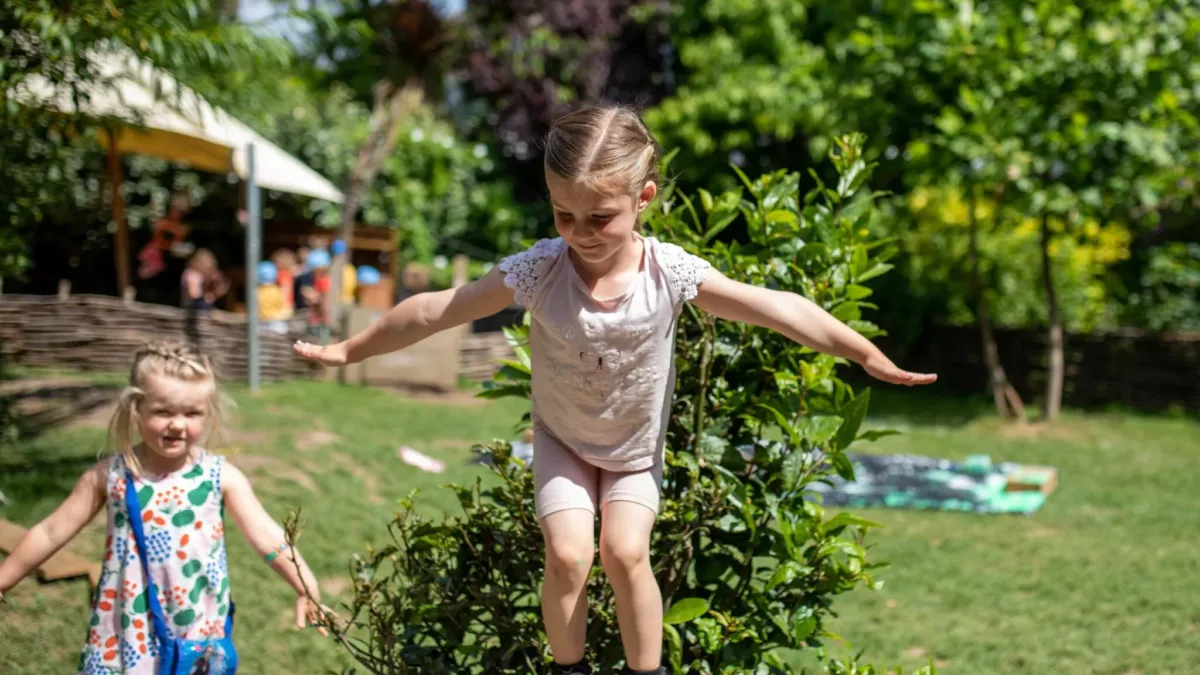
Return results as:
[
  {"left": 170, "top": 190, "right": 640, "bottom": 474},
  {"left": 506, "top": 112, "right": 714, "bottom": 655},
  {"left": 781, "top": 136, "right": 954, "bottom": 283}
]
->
[{"left": 2, "top": 375, "right": 1196, "bottom": 673}]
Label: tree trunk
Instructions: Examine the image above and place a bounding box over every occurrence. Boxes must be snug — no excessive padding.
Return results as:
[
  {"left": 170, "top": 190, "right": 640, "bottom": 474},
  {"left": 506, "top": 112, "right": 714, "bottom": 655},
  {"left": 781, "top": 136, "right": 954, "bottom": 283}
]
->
[
  {"left": 1039, "top": 209, "right": 1064, "bottom": 420},
  {"left": 107, "top": 132, "right": 130, "bottom": 297},
  {"left": 966, "top": 184, "right": 1025, "bottom": 421},
  {"left": 329, "top": 78, "right": 424, "bottom": 323}
]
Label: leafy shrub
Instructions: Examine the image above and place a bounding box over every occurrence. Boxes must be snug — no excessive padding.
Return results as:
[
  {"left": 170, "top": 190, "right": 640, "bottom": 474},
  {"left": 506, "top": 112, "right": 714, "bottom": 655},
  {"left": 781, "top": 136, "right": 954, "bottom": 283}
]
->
[
  {"left": 1123, "top": 242, "right": 1200, "bottom": 332},
  {"left": 294, "top": 135, "right": 931, "bottom": 675}
]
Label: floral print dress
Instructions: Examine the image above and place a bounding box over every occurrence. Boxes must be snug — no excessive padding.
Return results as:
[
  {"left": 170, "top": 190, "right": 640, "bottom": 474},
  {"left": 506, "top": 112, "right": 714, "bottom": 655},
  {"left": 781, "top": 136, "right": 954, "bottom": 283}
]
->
[{"left": 78, "top": 452, "right": 231, "bottom": 674}]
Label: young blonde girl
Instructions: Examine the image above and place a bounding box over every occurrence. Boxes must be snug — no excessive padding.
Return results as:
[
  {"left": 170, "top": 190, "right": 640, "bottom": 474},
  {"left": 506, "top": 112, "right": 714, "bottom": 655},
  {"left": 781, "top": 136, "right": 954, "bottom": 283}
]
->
[
  {"left": 295, "top": 106, "right": 936, "bottom": 675},
  {"left": 0, "top": 341, "right": 326, "bottom": 674},
  {"left": 181, "top": 249, "right": 229, "bottom": 311}
]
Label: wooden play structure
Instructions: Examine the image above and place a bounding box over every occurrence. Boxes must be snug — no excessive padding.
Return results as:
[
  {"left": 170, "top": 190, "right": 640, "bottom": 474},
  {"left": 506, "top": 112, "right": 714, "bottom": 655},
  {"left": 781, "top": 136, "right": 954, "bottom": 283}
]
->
[{"left": 0, "top": 518, "right": 100, "bottom": 589}]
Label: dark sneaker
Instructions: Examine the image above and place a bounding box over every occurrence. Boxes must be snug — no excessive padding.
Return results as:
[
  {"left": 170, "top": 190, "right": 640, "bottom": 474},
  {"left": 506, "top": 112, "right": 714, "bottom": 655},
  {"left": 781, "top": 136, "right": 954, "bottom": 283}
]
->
[
  {"left": 624, "top": 668, "right": 668, "bottom": 675},
  {"left": 550, "top": 662, "right": 592, "bottom": 675}
]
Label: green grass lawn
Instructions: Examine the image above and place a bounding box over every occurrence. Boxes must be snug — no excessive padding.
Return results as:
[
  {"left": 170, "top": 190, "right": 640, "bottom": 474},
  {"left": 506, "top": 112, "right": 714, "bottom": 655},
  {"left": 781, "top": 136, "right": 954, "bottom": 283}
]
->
[
  {"left": 0, "top": 376, "right": 527, "bottom": 674},
  {"left": 2, "top": 377, "right": 1197, "bottom": 674},
  {"left": 812, "top": 392, "right": 1200, "bottom": 674}
]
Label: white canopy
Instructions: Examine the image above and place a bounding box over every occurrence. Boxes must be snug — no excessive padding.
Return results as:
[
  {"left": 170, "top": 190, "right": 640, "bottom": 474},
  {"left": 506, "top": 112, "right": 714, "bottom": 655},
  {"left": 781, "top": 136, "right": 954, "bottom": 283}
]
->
[{"left": 13, "top": 46, "right": 343, "bottom": 203}]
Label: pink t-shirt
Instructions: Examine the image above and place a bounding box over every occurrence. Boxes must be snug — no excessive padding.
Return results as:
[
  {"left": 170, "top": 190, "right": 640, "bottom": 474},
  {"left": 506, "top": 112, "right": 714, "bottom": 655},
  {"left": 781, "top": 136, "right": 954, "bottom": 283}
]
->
[{"left": 498, "top": 236, "right": 710, "bottom": 472}]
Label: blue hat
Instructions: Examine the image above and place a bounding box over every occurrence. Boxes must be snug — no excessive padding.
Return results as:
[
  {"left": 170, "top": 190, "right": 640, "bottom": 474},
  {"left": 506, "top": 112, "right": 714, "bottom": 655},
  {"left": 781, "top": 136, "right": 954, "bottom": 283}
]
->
[
  {"left": 256, "top": 260, "right": 278, "bottom": 284},
  {"left": 307, "top": 248, "right": 331, "bottom": 268},
  {"left": 331, "top": 239, "right": 347, "bottom": 255},
  {"left": 357, "top": 265, "right": 382, "bottom": 286}
]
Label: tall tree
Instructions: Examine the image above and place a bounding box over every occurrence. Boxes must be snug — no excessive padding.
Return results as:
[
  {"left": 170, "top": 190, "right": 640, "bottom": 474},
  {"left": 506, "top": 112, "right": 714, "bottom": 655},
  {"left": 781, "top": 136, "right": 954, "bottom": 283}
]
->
[
  {"left": 295, "top": 0, "right": 453, "bottom": 313},
  {"left": 649, "top": 0, "right": 1200, "bottom": 419},
  {"left": 454, "top": 0, "right": 671, "bottom": 201},
  {"left": 983, "top": 0, "right": 1199, "bottom": 419}
]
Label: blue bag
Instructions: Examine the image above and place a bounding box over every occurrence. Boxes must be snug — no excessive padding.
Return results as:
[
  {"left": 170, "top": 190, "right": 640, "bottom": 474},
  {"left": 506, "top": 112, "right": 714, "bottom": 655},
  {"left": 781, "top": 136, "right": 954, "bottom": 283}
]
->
[{"left": 125, "top": 469, "right": 239, "bottom": 675}]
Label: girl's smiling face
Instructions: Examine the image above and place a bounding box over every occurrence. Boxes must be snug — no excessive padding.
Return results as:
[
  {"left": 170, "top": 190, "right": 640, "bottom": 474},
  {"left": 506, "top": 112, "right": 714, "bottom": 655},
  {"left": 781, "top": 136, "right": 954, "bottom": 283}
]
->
[
  {"left": 137, "top": 373, "right": 213, "bottom": 465},
  {"left": 546, "top": 170, "right": 656, "bottom": 265}
]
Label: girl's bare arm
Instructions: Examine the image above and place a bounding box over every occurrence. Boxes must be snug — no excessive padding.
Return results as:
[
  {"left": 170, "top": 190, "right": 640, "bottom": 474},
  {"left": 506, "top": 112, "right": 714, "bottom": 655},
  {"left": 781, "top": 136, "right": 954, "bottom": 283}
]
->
[
  {"left": 221, "top": 463, "right": 327, "bottom": 633},
  {"left": 692, "top": 270, "right": 936, "bottom": 386},
  {"left": 0, "top": 461, "right": 108, "bottom": 598},
  {"left": 294, "top": 268, "right": 515, "bottom": 366}
]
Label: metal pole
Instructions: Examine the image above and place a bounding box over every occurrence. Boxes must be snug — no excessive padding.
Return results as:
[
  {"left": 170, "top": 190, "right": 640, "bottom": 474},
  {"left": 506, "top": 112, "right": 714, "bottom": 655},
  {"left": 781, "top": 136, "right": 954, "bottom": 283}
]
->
[{"left": 246, "top": 143, "right": 262, "bottom": 392}]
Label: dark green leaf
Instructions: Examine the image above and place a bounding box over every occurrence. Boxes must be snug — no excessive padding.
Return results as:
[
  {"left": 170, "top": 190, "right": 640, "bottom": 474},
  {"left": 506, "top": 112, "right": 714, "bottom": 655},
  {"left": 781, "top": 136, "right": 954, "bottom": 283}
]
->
[
  {"left": 846, "top": 284, "right": 873, "bottom": 300},
  {"left": 797, "top": 415, "right": 842, "bottom": 445},
  {"left": 767, "top": 560, "right": 808, "bottom": 591},
  {"left": 830, "top": 450, "right": 856, "bottom": 481},
  {"left": 703, "top": 212, "right": 738, "bottom": 243},
  {"left": 793, "top": 615, "right": 817, "bottom": 643},
  {"left": 835, "top": 389, "right": 871, "bottom": 451},
  {"left": 825, "top": 512, "right": 883, "bottom": 533},
  {"left": 856, "top": 262, "right": 894, "bottom": 283},
  {"left": 664, "top": 597, "right": 710, "bottom": 624},
  {"left": 780, "top": 449, "right": 805, "bottom": 491},
  {"left": 831, "top": 301, "right": 862, "bottom": 322}
]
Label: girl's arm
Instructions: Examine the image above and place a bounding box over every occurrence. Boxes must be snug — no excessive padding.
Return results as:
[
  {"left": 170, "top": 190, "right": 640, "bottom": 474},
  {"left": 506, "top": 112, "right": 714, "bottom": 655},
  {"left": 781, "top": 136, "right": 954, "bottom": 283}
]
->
[
  {"left": 0, "top": 461, "right": 108, "bottom": 599},
  {"left": 209, "top": 272, "right": 230, "bottom": 301},
  {"left": 692, "top": 271, "right": 937, "bottom": 386},
  {"left": 221, "top": 463, "right": 328, "bottom": 634},
  {"left": 294, "top": 267, "right": 516, "bottom": 366},
  {"left": 183, "top": 270, "right": 204, "bottom": 300}
]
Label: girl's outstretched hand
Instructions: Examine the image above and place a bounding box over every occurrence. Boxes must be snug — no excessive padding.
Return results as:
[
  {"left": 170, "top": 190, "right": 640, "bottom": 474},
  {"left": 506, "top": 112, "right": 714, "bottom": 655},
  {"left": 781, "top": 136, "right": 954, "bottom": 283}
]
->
[
  {"left": 293, "top": 341, "right": 347, "bottom": 366},
  {"left": 863, "top": 355, "right": 937, "bottom": 386},
  {"left": 296, "top": 595, "right": 332, "bottom": 637}
]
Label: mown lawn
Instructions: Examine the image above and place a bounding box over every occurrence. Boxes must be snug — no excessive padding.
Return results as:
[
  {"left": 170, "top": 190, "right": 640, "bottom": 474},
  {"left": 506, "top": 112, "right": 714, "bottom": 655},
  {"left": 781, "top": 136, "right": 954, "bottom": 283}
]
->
[
  {"left": 0, "top": 375, "right": 527, "bottom": 674},
  {"left": 808, "top": 392, "right": 1200, "bottom": 674},
  {"left": 2, "top": 377, "right": 1197, "bottom": 674}
]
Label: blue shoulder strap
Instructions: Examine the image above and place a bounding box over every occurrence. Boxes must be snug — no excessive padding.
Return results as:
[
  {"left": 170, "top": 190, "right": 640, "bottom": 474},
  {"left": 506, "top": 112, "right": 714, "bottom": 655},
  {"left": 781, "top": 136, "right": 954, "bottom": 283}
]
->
[
  {"left": 124, "top": 468, "right": 175, "bottom": 646},
  {"left": 125, "top": 465, "right": 236, "bottom": 644}
]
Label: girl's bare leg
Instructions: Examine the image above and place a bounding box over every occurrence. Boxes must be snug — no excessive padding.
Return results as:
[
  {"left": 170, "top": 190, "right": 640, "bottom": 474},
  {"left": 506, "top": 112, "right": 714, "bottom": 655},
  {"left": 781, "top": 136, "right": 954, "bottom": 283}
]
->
[
  {"left": 541, "top": 508, "right": 596, "bottom": 666},
  {"left": 599, "top": 501, "right": 661, "bottom": 671}
]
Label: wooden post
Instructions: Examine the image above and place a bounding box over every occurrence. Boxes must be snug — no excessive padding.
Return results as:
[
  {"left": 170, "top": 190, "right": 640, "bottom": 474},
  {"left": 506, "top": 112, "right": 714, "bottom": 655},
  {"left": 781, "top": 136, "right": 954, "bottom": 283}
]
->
[{"left": 107, "top": 132, "right": 131, "bottom": 296}]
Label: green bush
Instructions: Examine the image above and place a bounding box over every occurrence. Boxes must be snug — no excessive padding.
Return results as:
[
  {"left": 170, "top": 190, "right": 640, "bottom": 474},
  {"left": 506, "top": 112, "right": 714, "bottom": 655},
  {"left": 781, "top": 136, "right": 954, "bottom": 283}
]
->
[
  {"left": 1123, "top": 243, "right": 1200, "bottom": 332},
  {"left": 295, "top": 135, "right": 932, "bottom": 674}
]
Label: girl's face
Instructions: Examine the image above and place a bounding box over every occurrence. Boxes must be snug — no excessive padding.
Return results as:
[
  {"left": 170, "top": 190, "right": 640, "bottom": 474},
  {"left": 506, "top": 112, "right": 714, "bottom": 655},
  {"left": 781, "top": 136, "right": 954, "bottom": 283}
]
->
[
  {"left": 191, "top": 251, "right": 216, "bottom": 273},
  {"left": 546, "top": 170, "right": 656, "bottom": 265},
  {"left": 137, "top": 374, "right": 213, "bottom": 463}
]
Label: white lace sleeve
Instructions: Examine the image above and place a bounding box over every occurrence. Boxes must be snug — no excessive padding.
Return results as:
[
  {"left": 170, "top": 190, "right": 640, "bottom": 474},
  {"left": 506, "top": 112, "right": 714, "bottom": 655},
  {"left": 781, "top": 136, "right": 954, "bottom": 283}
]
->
[
  {"left": 497, "top": 238, "right": 565, "bottom": 308},
  {"left": 655, "top": 241, "right": 711, "bottom": 303}
]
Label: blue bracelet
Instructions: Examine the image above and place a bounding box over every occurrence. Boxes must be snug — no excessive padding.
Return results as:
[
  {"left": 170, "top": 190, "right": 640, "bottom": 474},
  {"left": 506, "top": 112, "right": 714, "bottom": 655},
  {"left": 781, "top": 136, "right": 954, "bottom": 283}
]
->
[{"left": 264, "top": 542, "right": 290, "bottom": 563}]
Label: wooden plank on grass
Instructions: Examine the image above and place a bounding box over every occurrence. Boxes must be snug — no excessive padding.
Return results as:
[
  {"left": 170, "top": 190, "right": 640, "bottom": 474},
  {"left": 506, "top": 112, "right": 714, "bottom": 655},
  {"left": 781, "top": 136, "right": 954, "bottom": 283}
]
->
[
  {"left": 1005, "top": 465, "right": 1059, "bottom": 496},
  {"left": 0, "top": 518, "right": 101, "bottom": 588}
]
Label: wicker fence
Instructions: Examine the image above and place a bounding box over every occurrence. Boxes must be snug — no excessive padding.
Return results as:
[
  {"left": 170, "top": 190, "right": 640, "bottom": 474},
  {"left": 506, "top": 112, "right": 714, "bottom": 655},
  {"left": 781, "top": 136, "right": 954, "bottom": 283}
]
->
[
  {"left": 2, "top": 296, "right": 1192, "bottom": 410},
  {"left": 458, "top": 331, "right": 515, "bottom": 382},
  {"left": 0, "top": 295, "right": 320, "bottom": 382},
  {"left": 0, "top": 295, "right": 516, "bottom": 385}
]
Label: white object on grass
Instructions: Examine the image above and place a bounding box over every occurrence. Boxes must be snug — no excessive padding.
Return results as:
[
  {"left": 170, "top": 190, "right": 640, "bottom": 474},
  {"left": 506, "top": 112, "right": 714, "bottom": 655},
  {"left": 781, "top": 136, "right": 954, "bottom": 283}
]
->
[{"left": 398, "top": 447, "right": 446, "bottom": 474}]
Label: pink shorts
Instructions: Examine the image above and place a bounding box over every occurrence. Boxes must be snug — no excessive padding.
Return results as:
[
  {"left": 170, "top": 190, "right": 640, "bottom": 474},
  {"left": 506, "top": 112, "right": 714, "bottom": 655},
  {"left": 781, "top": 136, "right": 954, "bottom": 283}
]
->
[{"left": 533, "top": 429, "right": 663, "bottom": 520}]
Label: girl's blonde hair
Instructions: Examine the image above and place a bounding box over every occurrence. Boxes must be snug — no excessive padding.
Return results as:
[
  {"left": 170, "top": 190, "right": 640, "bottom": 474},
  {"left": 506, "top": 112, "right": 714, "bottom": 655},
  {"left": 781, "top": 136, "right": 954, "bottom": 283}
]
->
[
  {"left": 187, "top": 248, "right": 217, "bottom": 274},
  {"left": 107, "top": 341, "right": 228, "bottom": 475},
  {"left": 545, "top": 105, "right": 661, "bottom": 197}
]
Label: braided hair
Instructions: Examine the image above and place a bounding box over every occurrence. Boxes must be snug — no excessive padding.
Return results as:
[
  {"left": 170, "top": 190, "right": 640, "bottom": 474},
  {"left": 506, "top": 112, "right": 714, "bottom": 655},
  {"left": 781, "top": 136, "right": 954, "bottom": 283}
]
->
[{"left": 106, "top": 341, "right": 229, "bottom": 475}]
